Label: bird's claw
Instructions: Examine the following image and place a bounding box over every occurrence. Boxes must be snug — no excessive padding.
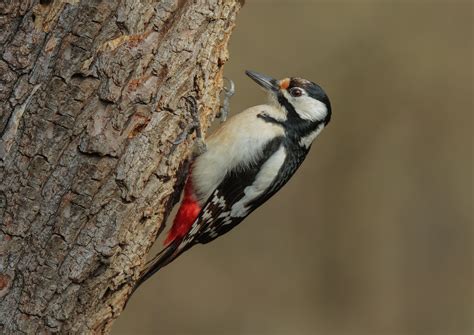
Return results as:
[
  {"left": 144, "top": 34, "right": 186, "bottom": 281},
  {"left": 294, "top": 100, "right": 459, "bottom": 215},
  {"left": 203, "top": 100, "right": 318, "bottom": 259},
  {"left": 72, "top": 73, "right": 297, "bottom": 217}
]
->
[
  {"left": 172, "top": 126, "right": 192, "bottom": 145},
  {"left": 217, "top": 77, "right": 235, "bottom": 122},
  {"left": 172, "top": 96, "right": 207, "bottom": 157}
]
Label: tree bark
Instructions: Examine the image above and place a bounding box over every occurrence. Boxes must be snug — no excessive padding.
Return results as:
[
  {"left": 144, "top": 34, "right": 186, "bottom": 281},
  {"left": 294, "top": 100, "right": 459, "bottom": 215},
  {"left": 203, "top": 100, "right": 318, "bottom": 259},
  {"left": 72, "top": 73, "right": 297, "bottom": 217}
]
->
[{"left": 0, "top": 0, "right": 243, "bottom": 333}]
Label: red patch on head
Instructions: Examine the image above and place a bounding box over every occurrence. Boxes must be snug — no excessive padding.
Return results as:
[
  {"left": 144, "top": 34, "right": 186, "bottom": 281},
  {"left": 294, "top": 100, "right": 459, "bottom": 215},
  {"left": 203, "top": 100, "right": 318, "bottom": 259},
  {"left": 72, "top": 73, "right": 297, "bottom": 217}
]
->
[{"left": 279, "top": 78, "right": 290, "bottom": 90}]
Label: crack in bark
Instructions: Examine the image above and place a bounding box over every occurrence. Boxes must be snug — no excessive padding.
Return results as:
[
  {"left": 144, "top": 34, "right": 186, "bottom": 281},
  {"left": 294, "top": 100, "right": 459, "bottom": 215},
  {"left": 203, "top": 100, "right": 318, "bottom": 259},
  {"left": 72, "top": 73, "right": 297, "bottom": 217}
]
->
[{"left": 0, "top": 84, "right": 41, "bottom": 162}]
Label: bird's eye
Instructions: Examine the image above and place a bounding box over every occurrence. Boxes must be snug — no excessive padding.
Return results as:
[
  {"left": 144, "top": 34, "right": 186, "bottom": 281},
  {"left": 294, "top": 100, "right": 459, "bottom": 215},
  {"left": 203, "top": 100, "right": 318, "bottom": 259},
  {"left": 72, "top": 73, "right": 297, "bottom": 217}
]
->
[{"left": 290, "top": 88, "right": 303, "bottom": 97}]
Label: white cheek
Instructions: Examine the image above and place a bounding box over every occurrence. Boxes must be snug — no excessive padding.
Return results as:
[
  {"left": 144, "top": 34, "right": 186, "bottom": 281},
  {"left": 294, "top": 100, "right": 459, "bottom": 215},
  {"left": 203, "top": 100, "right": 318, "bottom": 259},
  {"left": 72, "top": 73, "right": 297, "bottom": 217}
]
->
[
  {"left": 296, "top": 97, "right": 328, "bottom": 121},
  {"left": 282, "top": 91, "right": 327, "bottom": 122}
]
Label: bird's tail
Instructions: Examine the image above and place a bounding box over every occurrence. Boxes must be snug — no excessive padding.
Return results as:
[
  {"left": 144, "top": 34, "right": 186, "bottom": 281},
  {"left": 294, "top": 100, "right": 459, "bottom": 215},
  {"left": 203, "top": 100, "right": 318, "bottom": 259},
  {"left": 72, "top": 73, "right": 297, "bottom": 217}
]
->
[{"left": 131, "top": 239, "right": 187, "bottom": 293}]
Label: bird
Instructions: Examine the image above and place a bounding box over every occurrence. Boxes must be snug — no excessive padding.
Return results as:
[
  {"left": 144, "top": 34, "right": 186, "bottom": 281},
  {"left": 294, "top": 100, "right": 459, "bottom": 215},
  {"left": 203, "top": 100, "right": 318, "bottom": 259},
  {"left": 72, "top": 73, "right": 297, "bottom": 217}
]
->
[{"left": 134, "top": 70, "right": 332, "bottom": 290}]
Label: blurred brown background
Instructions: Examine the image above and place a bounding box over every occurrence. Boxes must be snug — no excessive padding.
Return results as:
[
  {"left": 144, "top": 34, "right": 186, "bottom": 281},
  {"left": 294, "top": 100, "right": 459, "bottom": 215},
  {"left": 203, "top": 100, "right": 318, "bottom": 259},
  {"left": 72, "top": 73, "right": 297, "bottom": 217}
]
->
[{"left": 115, "top": 1, "right": 473, "bottom": 334}]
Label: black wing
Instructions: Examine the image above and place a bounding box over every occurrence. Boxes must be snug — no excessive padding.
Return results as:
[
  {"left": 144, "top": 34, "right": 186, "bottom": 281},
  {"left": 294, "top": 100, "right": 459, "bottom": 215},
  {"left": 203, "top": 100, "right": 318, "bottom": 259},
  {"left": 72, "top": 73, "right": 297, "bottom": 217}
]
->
[
  {"left": 134, "top": 137, "right": 310, "bottom": 290},
  {"left": 181, "top": 136, "right": 288, "bottom": 246},
  {"left": 194, "top": 137, "right": 311, "bottom": 245}
]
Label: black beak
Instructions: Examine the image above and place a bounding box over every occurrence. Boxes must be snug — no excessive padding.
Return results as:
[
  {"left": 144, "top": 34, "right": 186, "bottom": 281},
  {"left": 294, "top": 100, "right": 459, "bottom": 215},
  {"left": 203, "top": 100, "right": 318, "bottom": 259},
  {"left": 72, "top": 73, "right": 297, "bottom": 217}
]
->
[{"left": 245, "top": 70, "right": 279, "bottom": 92}]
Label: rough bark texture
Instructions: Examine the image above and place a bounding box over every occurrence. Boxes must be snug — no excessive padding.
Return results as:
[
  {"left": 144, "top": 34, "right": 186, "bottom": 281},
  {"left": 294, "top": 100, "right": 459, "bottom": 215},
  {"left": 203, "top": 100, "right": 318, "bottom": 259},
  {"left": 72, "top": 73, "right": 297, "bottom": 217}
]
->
[{"left": 0, "top": 0, "right": 242, "bottom": 333}]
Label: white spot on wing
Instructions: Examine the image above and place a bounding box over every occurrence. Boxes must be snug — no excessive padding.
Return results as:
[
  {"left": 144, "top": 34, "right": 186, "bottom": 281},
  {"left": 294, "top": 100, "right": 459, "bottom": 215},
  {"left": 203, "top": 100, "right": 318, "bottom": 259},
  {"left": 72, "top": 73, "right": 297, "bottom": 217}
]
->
[
  {"left": 202, "top": 208, "right": 212, "bottom": 221},
  {"left": 211, "top": 192, "right": 226, "bottom": 208},
  {"left": 230, "top": 146, "right": 287, "bottom": 218},
  {"left": 188, "top": 221, "right": 201, "bottom": 236}
]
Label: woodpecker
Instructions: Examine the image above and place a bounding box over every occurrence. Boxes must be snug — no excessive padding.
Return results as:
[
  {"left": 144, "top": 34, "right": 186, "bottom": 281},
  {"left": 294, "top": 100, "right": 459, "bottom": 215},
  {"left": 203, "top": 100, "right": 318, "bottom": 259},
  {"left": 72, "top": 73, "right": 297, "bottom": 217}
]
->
[{"left": 134, "top": 70, "right": 331, "bottom": 290}]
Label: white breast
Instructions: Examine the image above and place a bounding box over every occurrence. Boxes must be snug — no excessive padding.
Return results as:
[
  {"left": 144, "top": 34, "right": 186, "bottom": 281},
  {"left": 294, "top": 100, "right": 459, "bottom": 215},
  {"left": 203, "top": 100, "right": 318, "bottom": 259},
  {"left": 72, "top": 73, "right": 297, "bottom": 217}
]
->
[{"left": 192, "top": 104, "right": 285, "bottom": 204}]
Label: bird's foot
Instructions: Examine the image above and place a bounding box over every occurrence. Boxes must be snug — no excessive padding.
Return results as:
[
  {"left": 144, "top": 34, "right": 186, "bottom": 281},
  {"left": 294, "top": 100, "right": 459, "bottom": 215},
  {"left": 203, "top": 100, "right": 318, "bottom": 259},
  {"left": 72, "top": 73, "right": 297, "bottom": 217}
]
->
[
  {"left": 216, "top": 77, "right": 235, "bottom": 122},
  {"left": 172, "top": 96, "right": 208, "bottom": 156}
]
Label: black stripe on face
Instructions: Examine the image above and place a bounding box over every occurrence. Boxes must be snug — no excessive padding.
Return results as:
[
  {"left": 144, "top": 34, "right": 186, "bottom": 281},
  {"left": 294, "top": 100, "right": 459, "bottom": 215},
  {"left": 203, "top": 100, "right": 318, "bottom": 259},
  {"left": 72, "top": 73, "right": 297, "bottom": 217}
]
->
[
  {"left": 274, "top": 91, "right": 326, "bottom": 140},
  {"left": 277, "top": 92, "right": 298, "bottom": 119}
]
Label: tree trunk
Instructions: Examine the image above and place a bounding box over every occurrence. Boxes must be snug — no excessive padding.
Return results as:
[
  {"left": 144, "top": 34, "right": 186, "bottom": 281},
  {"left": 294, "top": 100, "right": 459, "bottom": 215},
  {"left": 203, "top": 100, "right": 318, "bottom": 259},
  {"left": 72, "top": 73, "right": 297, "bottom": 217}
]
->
[{"left": 0, "top": 0, "right": 243, "bottom": 333}]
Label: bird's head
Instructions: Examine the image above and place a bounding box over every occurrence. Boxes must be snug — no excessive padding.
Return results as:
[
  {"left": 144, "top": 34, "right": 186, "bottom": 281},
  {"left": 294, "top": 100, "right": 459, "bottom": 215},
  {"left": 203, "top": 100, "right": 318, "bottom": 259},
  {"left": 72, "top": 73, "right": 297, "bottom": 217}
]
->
[{"left": 245, "top": 70, "right": 331, "bottom": 125}]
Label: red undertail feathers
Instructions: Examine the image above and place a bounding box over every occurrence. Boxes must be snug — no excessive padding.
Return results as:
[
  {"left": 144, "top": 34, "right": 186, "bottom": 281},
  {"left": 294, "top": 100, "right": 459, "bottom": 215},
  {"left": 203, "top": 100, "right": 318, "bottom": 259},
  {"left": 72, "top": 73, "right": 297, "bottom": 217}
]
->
[{"left": 164, "top": 177, "right": 201, "bottom": 245}]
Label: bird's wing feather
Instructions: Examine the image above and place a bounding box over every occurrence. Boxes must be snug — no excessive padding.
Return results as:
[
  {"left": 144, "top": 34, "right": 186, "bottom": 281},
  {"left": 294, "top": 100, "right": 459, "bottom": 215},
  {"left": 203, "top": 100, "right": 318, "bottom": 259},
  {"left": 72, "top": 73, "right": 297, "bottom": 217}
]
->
[
  {"left": 135, "top": 137, "right": 285, "bottom": 288},
  {"left": 179, "top": 136, "right": 287, "bottom": 247}
]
